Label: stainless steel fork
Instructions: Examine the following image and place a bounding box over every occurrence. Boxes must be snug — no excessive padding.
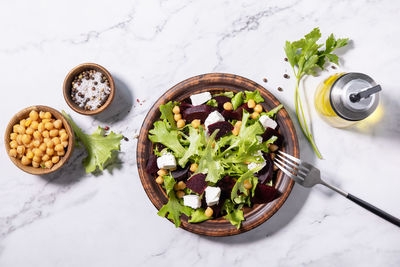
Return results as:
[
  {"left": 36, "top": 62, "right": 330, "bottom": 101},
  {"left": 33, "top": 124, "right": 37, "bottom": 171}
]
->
[{"left": 274, "top": 151, "right": 400, "bottom": 227}]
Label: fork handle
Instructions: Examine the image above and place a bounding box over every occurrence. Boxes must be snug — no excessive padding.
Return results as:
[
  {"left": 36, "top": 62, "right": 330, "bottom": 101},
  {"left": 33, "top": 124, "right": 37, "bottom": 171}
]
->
[{"left": 346, "top": 193, "right": 400, "bottom": 227}]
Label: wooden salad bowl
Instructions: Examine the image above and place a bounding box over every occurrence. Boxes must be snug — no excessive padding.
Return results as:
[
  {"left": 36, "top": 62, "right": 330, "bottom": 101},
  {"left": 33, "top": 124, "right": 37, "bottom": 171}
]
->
[
  {"left": 137, "top": 73, "right": 299, "bottom": 236},
  {"left": 4, "top": 105, "right": 75, "bottom": 175}
]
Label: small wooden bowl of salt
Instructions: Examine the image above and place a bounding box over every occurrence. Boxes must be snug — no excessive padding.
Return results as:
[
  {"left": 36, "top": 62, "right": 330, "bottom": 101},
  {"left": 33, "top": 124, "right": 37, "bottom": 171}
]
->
[{"left": 63, "top": 63, "right": 115, "bottom": 115}]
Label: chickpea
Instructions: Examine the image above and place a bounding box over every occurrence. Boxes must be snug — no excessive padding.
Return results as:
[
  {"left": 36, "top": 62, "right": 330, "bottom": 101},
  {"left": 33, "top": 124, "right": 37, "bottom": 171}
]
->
[
  {"left": 51, "top": 156, "right": 60, "bottom": 164},
  {"left": 273, "top": 165, "right": 278, "bottom": 171},
  {"left": 247, "top": 99, "right": 256, "bottom": 108},
  {"left": 173, "top": 183, "right": 180, "bottom": 191},
  {"left": 21, "top": 156, "right": 31, "bottom": 166},
  {"left": 53, "top": 120, "right": 62, "bottom": 129},
  {"left": 33, "top": 131, "right": 41, "bottom": 140},
  {"left": 9, "top": 140, "right": 18, "bottom": 149},
  {"left": 10, "top": 132, "right": 17, "bottom": 140},
  {"left": 244, "top": 179, "right": 252, "bottom": 189},
  {"left": 17, "top": 125, "right": 25, "bottom": 135},
  {"left": 41, "top": 119, "right": 51, "bottom": 124},
  {"left": 29, "top": 110, "right": 39, "bottom": 121},
  {"left": 25, "top": 118, "right": 32, "bottom": 127},
  {"left": 55, "top": 144, "right": 64, "bottom": 152},
  {"left": 16, "top": 135, "right": 23, "bottom": 145},
  {"left": 177, "top": 181, "right": 186, "bottom": 190},
  {"left": 176, "top": 190, "right": 185, "bottom": 198},
  {"left": 46, "top": 140, "right": 54, "bottom": 148},
  {"left": 223, "top": 102, "right": 233, "bottom": 111},
  {"left": 43, "top": 138, "right": 51, "bottom": 144},
  {"left": 30, "top": 120, "right": 39, "bottom": 130},
  {"left": 44, "top": 122, "right": 54, "bottom": 130},
  {"left": 9, "top": 148, "right": 17, "bottom": 157},
  {"left": 57, "top": 150, "right": 65, "bottom": 156},
  {"left": 39, "top": 111, "right": 45, "bottom": 119},
  {"left": 38, "top": 123, "right": 45, "bottom": 133},
  {"left": 13, "top": 124, "right": 19, "bottom": 133},
  {"left": 269, "top": 144, "right": 279, "bottom": 152},
  {"left": 157, "top": 169, "right": 167, "bottom": 176},
  {"left": 26, "top": 150, "right": 34, "bottom": 159},
  {"left": 44, "top": 160, "right": 53, "bottom": 169},
  {"left": 46, "top": 148, "right": 54, "bottom": 156},
  {"left": 172, "top": 106, "right": 180, "bottom": 114},
  {"left": 39, "top": 143, "right": 47, "bottom": 152},
  {"left": 270, "top": 153, "right": 276, "bottom": 160},
  {"left": 191, "top": 119, "right": 201, "bottom": 129},
  {"left": 190, "top": 163, "right": 198, "bottom": 172},
  {"left": 59, "top": 129, "right": 66, "bottom": 136},
  {"left": 32, "top": 140, "right": 41, "bottom": 148},
  {"left": 205, "top": 207, "right": 213, "bottom": 217},
  {"left": 177, "top": 119, "right": 185, "bottom": 128},
  {"left": 254, "top": 104, "right": 263, "bottom": 113},
  {"left": 32, "top": 161, "right": 40, "bottom": 168},
  {"left": 42, "top": 130, "right": 50, "bottom": 138},
  {"left": 26, "top": 127, "right": 34, "bottom": 135},
  {"left": 44, "top": 112, "right": 52, "bottom": 119},
  {"left": 232, "top": 127, "right": 240, "bottom": 136},
  {"left": 42, "top": 154, "right": 50, "bottom": 162},
  {"left": 20, "top": 119, "right": 26, "bottom": 127},
  {"left": 174, "top": 114, "right": 182, "bottom": 121},
  {"left": 16, "top": 145, "right": 25, "bottom": 155},
  {"left": 32, "top": 156, "right": 41, "bottom": 163},
  {"left": 22, "top": 134, "right": 32, "bottom": 145},
  {"left": 49, "top": 129, "right": 59, "bottom": 137},
  {"left": 251, "top": 112, "right": 260, "bottom": 119},
  {"left": 60, "top": 133, "right": 68, "bottom": 141},
  {"left": 155, "top": 176, "right": 164, "bottom": 184},
  {"left": 52, "top": 137, "right": 61, "bottom": 145},
  {"left": 34, "top": 148, "right": 43, "bottom": 157}
]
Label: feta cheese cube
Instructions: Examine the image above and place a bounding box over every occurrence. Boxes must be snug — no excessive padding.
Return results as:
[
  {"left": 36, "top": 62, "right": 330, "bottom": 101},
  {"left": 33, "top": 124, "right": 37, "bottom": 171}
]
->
[
  {"left": 259, "top": 115, "right": 277, "bottom": 129},
  {"left": 190, "top": 92, "right": 212, "bottom": 106},
  {"left": 183, "top": 195, "right": 202, "bottom": 209},
  {"left": 205, "top": 186, "right": 221, "bottom": 206},
  {"left": 156, "top": 153, "right": 176, "bottom": 170},
  {"left": 204, "top": 111, "right": 225, "bottom": 129}
]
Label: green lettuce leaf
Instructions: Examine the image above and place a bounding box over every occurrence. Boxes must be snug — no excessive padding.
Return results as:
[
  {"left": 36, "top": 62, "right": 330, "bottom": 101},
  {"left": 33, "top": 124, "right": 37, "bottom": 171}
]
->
[
  {"left": 231, "top": 91, "right": 243, "bottom": 110},
  {"left": 244, "top": 90, "right": 264, "bottom": 103},
  {"left": 163, "top": 175, "right": 176, "bottom": 195},
  {"left": 215, "top": 91, "right": 234, "bottom": 98},
  {"left": 157, "top": 192, "right": 193, "bottom": 228},
  {"left": 63, "top": 111, "right": 123, "bottom": 173},
  {"left": 148, "top": 121, "right": 186, "bottom": 157},
  {"left": 206, "top": 99, "right": 218, "bottom": 107},
  {"left": 178, "top": 126, "right": 205, "bottom": 167},
  {"left": 231, "top": 166, "right": 262, "bottom": 202},
  {"left": 188, "top": 208, "right": 211, "bottom": 223},
  {"left": 160, "top": 101, "right": 176, "bottom": 129},
  {"left": 223, "top": 199, "right": 244, "bottom": 229},
  {"left": 264, "top": 104, "right": 283, "bottom": 118},
  {"left": 197, "top": 131, "right": 224, "bottom": 183}
]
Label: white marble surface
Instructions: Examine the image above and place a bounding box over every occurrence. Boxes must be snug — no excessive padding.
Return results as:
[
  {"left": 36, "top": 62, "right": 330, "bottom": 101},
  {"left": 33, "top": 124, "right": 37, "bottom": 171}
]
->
[{"left": 1, "top": 0, "right": 399, "bottom": 266}]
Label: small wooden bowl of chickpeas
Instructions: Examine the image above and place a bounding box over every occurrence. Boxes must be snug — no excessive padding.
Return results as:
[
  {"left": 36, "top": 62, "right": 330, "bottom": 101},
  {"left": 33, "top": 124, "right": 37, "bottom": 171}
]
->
[{"left": 4, "top": 106, "right": 74, "bottom": 175}]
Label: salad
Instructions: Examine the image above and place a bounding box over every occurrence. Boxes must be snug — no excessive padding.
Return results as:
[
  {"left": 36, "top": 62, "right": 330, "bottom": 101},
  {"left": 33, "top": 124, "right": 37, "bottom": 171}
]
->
[{"left": 146, "top": 89, "right": 284, "bottom": 229}]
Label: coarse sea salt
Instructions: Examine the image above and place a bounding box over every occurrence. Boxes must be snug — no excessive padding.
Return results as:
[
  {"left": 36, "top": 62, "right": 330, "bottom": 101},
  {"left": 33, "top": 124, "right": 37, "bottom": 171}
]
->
[{"left": 71, "top": 71, "right": 111, "bottom": 111}]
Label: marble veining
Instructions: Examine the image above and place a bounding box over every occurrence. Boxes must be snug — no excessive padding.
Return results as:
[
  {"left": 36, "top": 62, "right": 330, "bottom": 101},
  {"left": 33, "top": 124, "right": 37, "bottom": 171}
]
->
[{"left": 0, "top": 0, "right": 399, "bottom": 266}]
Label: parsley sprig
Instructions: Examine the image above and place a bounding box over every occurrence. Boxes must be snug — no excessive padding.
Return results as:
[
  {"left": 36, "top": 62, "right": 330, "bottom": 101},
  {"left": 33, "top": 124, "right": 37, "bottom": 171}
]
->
[{"left": 284, "top": 27, "right": 349, "bottom": 158}]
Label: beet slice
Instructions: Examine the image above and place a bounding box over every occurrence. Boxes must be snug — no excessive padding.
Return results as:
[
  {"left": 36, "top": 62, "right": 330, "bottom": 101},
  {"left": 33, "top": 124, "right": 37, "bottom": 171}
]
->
[
  {"left": 222, "top": 110, "right": 241, "bottom": 121},
  {"left": 256, "top": 153, "right": 274, "bottom": 184},
  {"left": 186, "top": 173, "right": 207, "bottom": 194},
  {"left": 171, "top": 164, "right": 190, "bottom": 181},
  {"left": 207, "top": 121, "right": 234, "bottom": 139},
  {"left": 145, "top": 154, "right": 158, "bottom": 174},
  {"left": 179, "top": 102, "right": 192, "bottom": 113},
  {"left": 213, "top": 95, "right": 231, "bottom": 110},
  {"left": 182, "top": 105, "right": 215, "bottom": 123},
  {"left": 262, "top": 127, "right": 283, "bottom": 146},
  {"left": 211, "top": 198, "right": 225, "bottom": 217},
  {"left": 252, "top": 183, "right": 281, "bottom": 204},
  {"left": 217, "top": 175, "right": 236, "bottom": 199}
]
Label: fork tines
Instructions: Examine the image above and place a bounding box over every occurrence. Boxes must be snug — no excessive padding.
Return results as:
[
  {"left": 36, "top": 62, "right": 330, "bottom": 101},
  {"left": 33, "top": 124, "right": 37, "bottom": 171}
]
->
[{"left": 274, "top": 151, "right": 308, "bottom": 183}]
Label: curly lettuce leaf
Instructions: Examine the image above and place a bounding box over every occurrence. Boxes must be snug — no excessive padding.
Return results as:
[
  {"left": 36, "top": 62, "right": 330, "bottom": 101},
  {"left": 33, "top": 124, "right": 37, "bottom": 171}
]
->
[
  {"left": 163, "top": 175, "right": 176, "bottom": 195},
  {"left": 188, "top": 208, "right": 211, "bottom": 223},
  {"left": 264, "top": 104, "right": 283, "bottom": 118},
  {"left": 62, "top": 111, "right": 123, "bottom": 173},
  {"left": 157, "top": 192, "right": 192, "bottom": 228},
  {"left": 206, "top": 99, "right": 218, "bottom": 107},
  {"left": 197, "top": 131, "right": 224, "bottom": 183},
  {"left": 160, "top": 101, "right": 176, "bottom": 129},
  {"left": 223, "top": 199, "right": 244, "bottom": 229},
  {"left": 231, "top": 167, "right": 262, "bottom": 202},
  {"left": 231, "top": 91, "right": 243, "bottom": 110},
  {"left": 178, "top": 126, "right": 205, "bottom": 167},
  {"left": 215, "top": 91, "right": 234, "bottom": 98},
  {"left": 148, "top": 121, "right": 186, "bottom": 157},
  {"left": 244, "top": 90, "right": 264, "bottom": 103}
]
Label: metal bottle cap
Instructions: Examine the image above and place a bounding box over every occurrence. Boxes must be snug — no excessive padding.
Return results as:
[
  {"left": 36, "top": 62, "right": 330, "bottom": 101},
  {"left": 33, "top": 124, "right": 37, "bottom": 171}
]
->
[{"left": 330, "top": 73, "right": 381, "bottom": 121}]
